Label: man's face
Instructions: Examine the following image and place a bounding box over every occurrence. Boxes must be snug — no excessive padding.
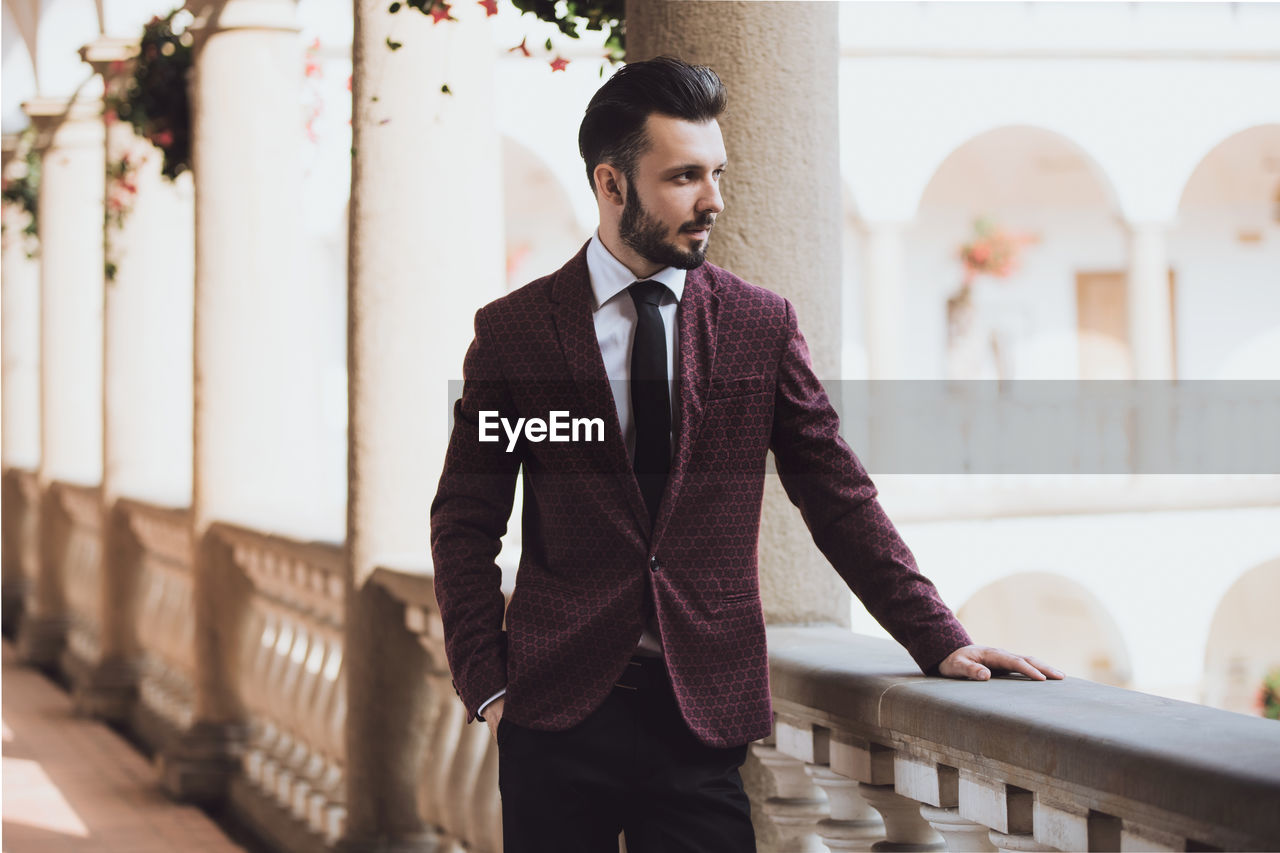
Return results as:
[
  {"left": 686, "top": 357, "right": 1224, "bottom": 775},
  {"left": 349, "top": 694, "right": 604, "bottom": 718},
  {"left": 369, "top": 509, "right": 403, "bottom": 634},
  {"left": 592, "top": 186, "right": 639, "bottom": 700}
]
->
[{"left": 617, "top": 115, "right": 727, "bottom": 271}]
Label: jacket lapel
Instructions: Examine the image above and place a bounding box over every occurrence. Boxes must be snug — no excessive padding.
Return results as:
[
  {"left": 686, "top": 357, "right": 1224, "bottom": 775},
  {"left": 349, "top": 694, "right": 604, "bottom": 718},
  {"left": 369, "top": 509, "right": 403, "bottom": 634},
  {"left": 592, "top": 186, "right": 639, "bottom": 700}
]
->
[
  {"left": 653, "top": 264, "right": 718, "bottom": 542},
  {"left": 549, "top": 242, "right": 651, "bottom": 533}
]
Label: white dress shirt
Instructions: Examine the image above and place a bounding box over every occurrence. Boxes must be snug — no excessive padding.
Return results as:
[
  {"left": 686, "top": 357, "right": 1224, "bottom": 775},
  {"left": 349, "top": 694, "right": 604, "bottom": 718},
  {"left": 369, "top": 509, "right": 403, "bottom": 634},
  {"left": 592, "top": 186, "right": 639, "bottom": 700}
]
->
[{"left": 478, "top": 231, "right": 684, "bottom": 719}]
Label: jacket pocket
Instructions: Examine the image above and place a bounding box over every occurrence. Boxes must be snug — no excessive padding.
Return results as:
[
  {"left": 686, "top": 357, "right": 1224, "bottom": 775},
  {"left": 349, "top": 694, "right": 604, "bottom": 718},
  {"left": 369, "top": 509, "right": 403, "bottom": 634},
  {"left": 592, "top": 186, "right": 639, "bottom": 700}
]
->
[{"left": 709, "top": 374, "right": 769, "bottom": 400}]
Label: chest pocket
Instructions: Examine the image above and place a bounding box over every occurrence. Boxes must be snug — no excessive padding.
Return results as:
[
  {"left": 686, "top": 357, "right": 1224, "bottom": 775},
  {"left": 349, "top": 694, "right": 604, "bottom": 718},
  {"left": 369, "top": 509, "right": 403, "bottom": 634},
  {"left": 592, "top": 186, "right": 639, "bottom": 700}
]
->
[{"left": 708, "top": 374, "right": 769, "bottom": 400}]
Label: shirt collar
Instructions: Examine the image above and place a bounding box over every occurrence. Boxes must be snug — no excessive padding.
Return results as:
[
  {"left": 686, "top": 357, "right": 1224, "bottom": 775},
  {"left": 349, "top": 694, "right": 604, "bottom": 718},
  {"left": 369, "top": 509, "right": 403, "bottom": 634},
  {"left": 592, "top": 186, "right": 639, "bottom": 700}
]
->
[{"left": 586, "top": 229, "right": 686, "bottom": 312}]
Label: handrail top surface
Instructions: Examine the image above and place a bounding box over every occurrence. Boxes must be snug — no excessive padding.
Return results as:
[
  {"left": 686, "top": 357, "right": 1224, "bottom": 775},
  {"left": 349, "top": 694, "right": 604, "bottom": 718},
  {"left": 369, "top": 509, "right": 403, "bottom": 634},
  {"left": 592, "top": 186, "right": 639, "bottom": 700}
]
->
[{"left": 768, "top": 625, "right": 1280, "bottom": 843}]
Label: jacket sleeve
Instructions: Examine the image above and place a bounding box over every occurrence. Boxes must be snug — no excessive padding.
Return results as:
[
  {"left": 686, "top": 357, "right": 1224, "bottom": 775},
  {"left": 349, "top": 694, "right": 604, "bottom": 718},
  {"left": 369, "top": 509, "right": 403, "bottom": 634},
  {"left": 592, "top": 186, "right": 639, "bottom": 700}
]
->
[
  {"left": 769, "top": 299, "right": 972, "bottom": 674},
  {"left": 430, "top": 308, "right": 521, "bottom": 721}
]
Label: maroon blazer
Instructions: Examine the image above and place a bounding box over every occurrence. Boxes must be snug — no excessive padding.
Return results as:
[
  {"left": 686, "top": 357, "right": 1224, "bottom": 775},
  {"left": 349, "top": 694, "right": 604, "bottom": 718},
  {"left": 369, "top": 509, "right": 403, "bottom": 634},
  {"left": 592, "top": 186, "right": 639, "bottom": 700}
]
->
[{"left": 430, "top": 241, "right": 972, "bottom": 748}]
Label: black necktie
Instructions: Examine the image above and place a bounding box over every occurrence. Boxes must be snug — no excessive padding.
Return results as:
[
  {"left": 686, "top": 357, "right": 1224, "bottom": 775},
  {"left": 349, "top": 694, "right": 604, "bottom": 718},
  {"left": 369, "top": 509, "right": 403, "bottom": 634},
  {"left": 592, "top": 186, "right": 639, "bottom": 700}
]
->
[{"left": 629, "top": 280, "right": 670, "bottom": 524}]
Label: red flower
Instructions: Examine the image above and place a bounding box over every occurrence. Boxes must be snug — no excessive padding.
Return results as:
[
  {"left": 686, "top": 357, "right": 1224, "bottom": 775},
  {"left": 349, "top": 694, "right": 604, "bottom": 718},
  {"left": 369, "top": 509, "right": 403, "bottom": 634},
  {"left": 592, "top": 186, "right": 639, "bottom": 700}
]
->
[
  {"left": 152, "top": 129, "right": 174, "bottom": 148},
  {"left": 429, "top": 1, "right": 457, "bottom": 23},
  {"left": 104, "top": 109, "right": 118, "bottom": 125},
  {"left": 508, "top": 36, "right": 531, "bottom": 57},
  {"left": 549, "top": 55, "right": 569, "bottom": 72},
  {"left": 305, "top": 61, "right": 321, "bottom": 77},
  {"left": 478, "top": 0, "right": 498, "bottom": 15},
  {"left": 970, "top": 243, "right": 990, "bottom": 265}
]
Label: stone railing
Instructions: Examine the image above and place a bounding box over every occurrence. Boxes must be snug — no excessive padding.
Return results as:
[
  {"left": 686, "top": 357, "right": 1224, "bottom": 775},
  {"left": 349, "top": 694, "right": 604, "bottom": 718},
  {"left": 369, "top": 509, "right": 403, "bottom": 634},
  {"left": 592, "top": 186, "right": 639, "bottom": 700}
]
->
[
  {"left": 56, "top": 481, "right": 105, "bottom": 680},
  {"left": 372, "top": 566, "right": 506, "bottom": 853},
  {"left": 121, "top": 499, "right": 197, "bottom": 747},
  {"left": 1, "top": 467, "right": 40, "bottom": 633},
  {"left": 220, "top": 524, "right": 348, "bottom": 849},
  {"left": 765, "top": 625, "right": 1280, "bottom": 852}
]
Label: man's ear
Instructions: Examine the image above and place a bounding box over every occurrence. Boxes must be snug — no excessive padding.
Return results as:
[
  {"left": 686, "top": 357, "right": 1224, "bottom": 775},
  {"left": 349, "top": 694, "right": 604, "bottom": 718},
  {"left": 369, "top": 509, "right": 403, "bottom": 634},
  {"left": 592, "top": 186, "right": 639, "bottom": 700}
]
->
[{"left": 595, "top": 163, "right": 626, "bottom": 207}]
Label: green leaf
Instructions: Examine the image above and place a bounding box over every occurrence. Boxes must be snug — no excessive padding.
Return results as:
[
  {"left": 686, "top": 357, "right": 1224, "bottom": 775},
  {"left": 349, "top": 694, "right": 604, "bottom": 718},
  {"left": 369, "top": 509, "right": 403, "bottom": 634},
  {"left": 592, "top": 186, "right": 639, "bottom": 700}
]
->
[
  {"left": 389, "top": 1, "right": 401, "bottom": 11},
  {"left": 545, "top": 37, "right": 553, "bottom": 51},
  {"left": 441, "top": 83, "right": 452, "bottom": 95},
  {"left": 386, "top": 37, "right": 403, "bottom": 50}
]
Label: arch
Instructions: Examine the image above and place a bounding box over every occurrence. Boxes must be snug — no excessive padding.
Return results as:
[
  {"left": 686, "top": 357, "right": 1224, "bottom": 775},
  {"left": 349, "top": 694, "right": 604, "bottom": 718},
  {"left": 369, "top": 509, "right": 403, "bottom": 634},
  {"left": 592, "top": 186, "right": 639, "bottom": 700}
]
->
[
  {"left": 1202, "top": 557, "right": 1280, "bottom": 715},
  {"left": 910, "top": 123, "right": 1122, "bottom": 220},
  {"left": 1175, "top": 123, "right": 1280, "bottom": 211},
  {"left": 957, "top": 572, "right": 1132, "bottom": 686},
  {"left": 502, "top": 134, "right": 585, "bottom": 290}
]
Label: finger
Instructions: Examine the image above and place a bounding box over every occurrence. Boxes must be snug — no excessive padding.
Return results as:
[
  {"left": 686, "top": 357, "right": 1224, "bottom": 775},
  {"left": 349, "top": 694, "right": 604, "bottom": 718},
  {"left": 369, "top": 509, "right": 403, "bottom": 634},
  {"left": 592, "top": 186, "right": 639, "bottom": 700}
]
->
[
  {"left": 961, "top": 657, "right": 991, "bottom": 681},
  {"left": 988, "top": 649, "right": 1047, "bottom": 681},
  {"left": 1023, "top": 655, "right": 1065, "bottom": 680}
]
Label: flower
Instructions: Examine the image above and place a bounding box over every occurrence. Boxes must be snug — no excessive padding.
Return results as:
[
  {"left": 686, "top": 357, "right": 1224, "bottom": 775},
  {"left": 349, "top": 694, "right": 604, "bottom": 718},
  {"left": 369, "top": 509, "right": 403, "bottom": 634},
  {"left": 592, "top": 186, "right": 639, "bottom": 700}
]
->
[
  {"left": 550, "top": 56, "right": 570, "bottom": 72},
  {"left": 152, "top": 129, "right": 174, "bottom": 148}
]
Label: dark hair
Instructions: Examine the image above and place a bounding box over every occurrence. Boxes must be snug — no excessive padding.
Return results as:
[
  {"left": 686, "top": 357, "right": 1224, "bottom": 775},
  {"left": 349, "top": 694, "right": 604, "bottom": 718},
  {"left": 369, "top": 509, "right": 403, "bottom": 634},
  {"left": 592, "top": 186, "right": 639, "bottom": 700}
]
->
[{"left": 578, "top": 55, "right": 727, "bottom": 194}]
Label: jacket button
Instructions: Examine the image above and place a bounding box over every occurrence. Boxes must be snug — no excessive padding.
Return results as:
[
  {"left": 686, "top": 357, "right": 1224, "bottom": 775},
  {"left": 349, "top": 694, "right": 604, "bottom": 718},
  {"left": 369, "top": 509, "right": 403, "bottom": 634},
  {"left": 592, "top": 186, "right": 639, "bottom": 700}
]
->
[{"left": 649, "top": 556, "right": 660, "bottom": 572}]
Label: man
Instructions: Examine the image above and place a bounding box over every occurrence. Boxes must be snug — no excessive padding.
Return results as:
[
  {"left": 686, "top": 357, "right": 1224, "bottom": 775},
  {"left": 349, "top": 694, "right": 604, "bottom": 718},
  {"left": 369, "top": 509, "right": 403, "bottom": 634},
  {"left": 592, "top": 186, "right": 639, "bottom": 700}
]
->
[{"left": 431, "top": 56, "right": 1062, "bottom": 852}]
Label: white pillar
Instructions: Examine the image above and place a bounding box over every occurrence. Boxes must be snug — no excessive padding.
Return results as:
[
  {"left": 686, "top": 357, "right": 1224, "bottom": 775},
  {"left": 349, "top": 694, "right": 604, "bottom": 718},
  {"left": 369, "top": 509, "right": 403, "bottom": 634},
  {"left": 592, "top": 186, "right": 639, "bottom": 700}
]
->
[
  {"left": 1125, "top": 221, "right": 1175, "bottom": 380},
  {"left": 26, "top": 97, "right": 105, "bottom": 488},
  {"left": 749, "top": 744, "right": 829, "bottom": 853},
  {"left": 860, "top": 220, "right": 907, "bottom": 381},
  {"left": 1, "top": 134, "right": 42, "bottom": 633},
  {"left": 164, "top": 0, "right": 316, "bottom": 801},
  {"left": 1, "top": 137, "right": 41, "bottom": 471},
  {"left": 18, "top": 96, "right": 105, "bottom": 668},
  {"left": 342, "top": 0, "right": 503, "bottom": 848},
  {"left": 84, "top": 38, "right": 194, "bottom": 508}
]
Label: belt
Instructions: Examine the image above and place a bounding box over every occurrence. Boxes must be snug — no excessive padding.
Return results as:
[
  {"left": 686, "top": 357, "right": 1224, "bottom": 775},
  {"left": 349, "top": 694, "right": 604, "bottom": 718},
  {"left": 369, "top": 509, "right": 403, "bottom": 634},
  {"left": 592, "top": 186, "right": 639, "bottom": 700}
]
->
[{"left": 613, "top": 654, "right": 669, "bottom": 691}]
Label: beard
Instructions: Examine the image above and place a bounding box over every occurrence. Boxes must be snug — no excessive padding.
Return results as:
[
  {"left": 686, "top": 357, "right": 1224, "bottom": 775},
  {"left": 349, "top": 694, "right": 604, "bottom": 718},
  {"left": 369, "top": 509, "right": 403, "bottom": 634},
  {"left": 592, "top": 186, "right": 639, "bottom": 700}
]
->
[{"left": 618, "top": 182, "right": 713, "bottom": 271}]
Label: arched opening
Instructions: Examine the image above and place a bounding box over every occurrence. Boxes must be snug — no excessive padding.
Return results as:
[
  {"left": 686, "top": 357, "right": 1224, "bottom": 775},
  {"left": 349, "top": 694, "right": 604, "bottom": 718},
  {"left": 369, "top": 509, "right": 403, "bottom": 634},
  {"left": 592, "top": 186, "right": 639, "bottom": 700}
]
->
[
  {"left": 958, "top": 571, "right": 1131, "bottom": 686},
  {"left": 1203, "top": 558, "right": 1280, "bottom": 716}
]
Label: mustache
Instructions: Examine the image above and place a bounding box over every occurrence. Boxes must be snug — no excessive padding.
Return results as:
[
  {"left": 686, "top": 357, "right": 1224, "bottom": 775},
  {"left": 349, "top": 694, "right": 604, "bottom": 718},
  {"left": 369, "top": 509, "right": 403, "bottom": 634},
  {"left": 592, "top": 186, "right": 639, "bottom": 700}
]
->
[{"left": 682, "top": 218, "right": 715, "bottom": 232}]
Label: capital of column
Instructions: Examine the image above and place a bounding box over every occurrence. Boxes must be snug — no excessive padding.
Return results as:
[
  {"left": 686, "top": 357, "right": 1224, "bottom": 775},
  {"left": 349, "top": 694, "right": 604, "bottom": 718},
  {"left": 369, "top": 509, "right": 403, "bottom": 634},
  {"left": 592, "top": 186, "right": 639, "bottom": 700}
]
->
[
  {"left": 22, "top": 96, "right": 104, "bottom": 152},
  {"left": 79, "top": 36, "right": 139, "bottom": 79}
]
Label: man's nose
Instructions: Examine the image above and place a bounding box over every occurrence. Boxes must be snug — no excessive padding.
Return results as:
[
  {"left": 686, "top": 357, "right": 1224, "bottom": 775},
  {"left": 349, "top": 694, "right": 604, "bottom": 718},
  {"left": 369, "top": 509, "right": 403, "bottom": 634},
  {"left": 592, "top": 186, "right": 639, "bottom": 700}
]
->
[{"left": 699, "top": 178, "right": 724, "bottom": 216}]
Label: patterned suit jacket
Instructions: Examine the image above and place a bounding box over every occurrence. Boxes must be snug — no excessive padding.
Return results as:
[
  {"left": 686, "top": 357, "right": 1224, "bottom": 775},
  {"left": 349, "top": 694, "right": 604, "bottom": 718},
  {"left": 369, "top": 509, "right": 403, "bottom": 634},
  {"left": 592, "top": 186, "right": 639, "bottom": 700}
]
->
[{"left": 430, "top": 240, "right": 972, "bottom": 748}]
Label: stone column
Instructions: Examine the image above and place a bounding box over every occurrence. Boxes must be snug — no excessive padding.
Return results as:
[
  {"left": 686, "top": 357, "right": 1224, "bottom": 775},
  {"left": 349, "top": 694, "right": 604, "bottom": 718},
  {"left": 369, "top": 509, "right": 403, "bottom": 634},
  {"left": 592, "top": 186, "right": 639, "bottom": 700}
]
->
[
  {"left": 1, "top": 134, "right": 42, "bottom": 631},
  {"left": 626, "top": 0, "right": 848, "bottom": 827},
  {"left": 1125, "top": 221, "right": 1174, "bottom": 380},
  {"left": 988, "top": 830, "right": 1057, "bottom": 852},
  {"left": 626, "top": 0, "right": 847, "bottom": 620},
  {"left": 341, "top": 0, "right": 503, "bottom": 849},
  {"left": 163, "top": 0, "right": 314, "bottom": 801},
  {"left": 17, "top": 96, "right": 105, "bottom": 669},
  {"left": 74, "top": 37, "right": 196, "bottom": 722},
  {"left": 860, "top": 220, "right": 907, "bottom": 381}
]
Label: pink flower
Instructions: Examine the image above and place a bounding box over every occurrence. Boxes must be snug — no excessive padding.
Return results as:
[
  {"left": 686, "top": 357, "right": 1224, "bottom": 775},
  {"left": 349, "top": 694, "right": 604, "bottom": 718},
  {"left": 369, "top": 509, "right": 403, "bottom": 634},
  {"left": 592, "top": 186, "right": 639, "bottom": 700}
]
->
[{"left": 152, "top": 129, "right": 174, "bottom": 148}]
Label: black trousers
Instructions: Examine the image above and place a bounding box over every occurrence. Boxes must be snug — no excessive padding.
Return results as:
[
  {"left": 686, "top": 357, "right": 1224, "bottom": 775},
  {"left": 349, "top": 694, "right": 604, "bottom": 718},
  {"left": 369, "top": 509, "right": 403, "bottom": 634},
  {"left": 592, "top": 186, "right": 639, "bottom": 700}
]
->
[{"left": 497, "top": 655, "right": 756, "bottom": 853}]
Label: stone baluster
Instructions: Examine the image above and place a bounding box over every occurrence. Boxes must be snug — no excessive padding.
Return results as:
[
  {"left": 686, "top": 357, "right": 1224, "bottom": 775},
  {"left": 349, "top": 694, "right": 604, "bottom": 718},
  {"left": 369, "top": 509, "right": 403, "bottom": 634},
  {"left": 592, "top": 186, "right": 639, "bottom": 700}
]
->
[
  {"left": 806, "top": 766, "right": 886, "bottom": 851},
  {"left": 920, "top": 805, "right": 998, "bottom": 852},
  {"left": 857, "top": 785, "right": 944, "bottom": 852},
  {"left": 750, "top": 742, "right": 829, "bottom": 852}
]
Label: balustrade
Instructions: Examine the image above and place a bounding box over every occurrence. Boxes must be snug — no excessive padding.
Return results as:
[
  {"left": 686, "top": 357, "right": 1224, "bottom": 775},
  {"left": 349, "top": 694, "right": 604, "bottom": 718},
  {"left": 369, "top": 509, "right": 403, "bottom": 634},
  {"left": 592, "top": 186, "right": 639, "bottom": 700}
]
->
[
  {"left": 222, "top": 525, "right": 347, "bottom": 845},
  {"left": 373, "top": 567, "right": 505, "bottom": 853},
  {"left": 122, "top": 499, "right": 196, "bottom": 744},
  {"left": 1, "top": 468, "right": 40, "bottom": 631},
  {"left": 768, "top": 625, "right": 1280, "bottom": 852},
  {"left": 56, "top": 482, "right": 104, "bottom": 677}
]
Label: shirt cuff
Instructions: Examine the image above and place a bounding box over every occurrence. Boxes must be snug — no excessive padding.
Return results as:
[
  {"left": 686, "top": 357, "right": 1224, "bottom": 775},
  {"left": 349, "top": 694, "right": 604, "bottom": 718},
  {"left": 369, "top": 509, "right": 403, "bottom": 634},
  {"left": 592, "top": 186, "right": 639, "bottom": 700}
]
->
[{"left": 476, "top": 688, "right": 506, "bottom": 722}]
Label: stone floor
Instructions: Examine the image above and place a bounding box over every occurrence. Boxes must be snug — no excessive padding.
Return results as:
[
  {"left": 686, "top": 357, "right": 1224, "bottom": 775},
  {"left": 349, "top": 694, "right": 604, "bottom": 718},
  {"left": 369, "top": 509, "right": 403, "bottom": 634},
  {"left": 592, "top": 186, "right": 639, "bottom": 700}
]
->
[{"left": 1, "top": 641, "right": 246, "bottom": 852}]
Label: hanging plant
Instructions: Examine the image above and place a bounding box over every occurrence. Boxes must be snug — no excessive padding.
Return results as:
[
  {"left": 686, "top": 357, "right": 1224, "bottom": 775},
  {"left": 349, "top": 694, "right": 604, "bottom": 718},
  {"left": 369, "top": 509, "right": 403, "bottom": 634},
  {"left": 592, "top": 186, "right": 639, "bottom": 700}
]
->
[
  {"left": 107, "top": 9, "right": 194, "bottom": 180},
  {"left": 0, "top": 127, "right": 40, "bottom": 254},
  {"left": 389, "top": 0, "right": 624, "bottom": 79}
]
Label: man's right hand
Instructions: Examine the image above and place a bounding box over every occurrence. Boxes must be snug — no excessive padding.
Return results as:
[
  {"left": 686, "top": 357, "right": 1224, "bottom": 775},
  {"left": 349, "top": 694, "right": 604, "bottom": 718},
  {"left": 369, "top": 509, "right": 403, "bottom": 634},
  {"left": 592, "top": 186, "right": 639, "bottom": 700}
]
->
[{"left": 484, "top": 697, "right": 506, "bottom": 740}]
